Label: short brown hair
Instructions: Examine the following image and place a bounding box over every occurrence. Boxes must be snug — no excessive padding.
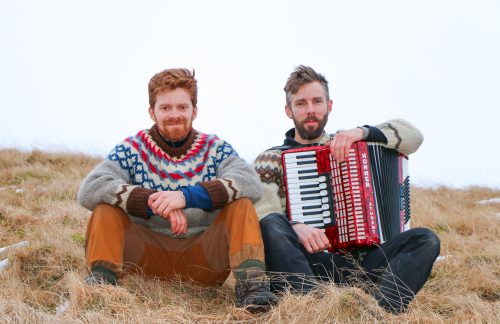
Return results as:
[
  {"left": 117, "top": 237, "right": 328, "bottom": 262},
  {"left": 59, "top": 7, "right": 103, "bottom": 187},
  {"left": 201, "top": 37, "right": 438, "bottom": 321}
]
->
[
  {"left": 148, "top": 68, "right": 198, "bottom": 107},
  {"left": 284, "top": 65, "right": 330, "bottom": 107}
]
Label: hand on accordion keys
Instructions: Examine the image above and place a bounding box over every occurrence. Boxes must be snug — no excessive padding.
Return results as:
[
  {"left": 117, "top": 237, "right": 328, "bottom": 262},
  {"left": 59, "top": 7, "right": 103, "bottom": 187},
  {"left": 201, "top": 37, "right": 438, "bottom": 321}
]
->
[
  {"left": 327, "top": 127, "right": 365, "bottom": 163},
  {"left": 292, "top": 223, "right": 332, "bottom": 253}
]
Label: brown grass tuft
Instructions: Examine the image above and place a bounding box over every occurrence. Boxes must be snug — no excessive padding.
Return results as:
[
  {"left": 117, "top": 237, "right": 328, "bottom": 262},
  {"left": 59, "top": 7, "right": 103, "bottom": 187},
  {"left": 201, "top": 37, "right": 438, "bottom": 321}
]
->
[{"left": 0, "top": 148, "right": 499, "bottom": 322}]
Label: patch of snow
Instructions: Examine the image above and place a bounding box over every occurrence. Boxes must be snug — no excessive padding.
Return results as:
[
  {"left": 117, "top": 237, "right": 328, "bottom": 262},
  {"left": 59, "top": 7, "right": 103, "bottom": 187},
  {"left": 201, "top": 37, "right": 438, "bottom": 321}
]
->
[
  {"left": 0, "top": 241, "right": 29, "bottom": 254},
  {"left": 435, "top": 255, "right": 450, "bottom": 263},
  {"left": 56, "top": 301, "right": 70, "bottom": 316},
  {"left": 0, "top": 258, "right": 9, "bottom": 272},
  {"left": 15, "top": 188, "right": 26, "bottom": 194},
  {"left": 476, "top": 198, "right": 500, "bottom": 205}
]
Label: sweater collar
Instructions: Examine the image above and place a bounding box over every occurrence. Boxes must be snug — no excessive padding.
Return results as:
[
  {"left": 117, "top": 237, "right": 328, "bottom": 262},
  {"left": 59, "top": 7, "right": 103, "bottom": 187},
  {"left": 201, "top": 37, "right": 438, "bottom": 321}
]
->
[
  {"left": 149, "top": 124, "right": 198, "bottom": 158},
  {"left": 283, "top": 128, "right": 332, "bottom": 147}
]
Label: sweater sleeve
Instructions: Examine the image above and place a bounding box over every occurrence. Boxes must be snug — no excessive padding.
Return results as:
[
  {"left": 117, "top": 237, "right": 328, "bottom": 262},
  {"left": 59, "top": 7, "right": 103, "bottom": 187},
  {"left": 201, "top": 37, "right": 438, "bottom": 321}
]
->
[
  {"left": 198, "top": 141, "right": 263, "bottom": 210},
  {"left": 77, "top": 145, "right": 156, "bottom": 219},
  {"left": 180, "top": 185, "right": 212, "bottom": 210},
  {"left": 373, "top": 118, "right": 424, "bottom": 156},
  {"left": 252, "top": 149, "right": 287, "bottom": 220}
]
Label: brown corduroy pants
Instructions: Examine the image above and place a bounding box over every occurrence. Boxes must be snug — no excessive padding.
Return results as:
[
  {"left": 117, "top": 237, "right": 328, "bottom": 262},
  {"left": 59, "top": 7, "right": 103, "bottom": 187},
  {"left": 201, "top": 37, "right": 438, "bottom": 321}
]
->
[{"left": 85, "top": 198, "right": 264, "bottom": 286}]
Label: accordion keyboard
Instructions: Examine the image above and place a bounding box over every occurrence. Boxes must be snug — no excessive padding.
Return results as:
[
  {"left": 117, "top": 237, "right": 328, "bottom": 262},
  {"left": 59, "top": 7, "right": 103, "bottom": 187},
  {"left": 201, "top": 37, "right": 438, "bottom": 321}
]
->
[{"left": 283, "top": 151, "right": 335, "bottom": 227}]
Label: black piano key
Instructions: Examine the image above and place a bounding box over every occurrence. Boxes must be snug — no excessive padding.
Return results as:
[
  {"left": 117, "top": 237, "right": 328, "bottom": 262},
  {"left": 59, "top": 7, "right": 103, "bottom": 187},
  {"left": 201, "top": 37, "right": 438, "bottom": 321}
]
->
[
  {"left": 304, "top": 220, "right": 325, "bottom": 226},
  {"left": 300, "top": 184, "right": 320, "bottom": 189},
  {"left": 295, "top": 153, "right": 316, "bottom": 159},
  {"left": 297, "top": 160, "right": 316, "bottom": 165},
  {"left": 302, "top": 205, "right": 322, "bottom": 210},
  {"left": 300, "top": 190, "right": 321, "bottom": 195},
  {"left": 298, "top": 169, "right": 317, "bottom": 174},
  {"left": 301, "top": 196, "right": 323, "bottom": 201},
  {"left": 303, "top": 211, "right": 324, "bottom": 216},
  {"left": 299, "top": 175, "right": 319, "bottom": 180}
]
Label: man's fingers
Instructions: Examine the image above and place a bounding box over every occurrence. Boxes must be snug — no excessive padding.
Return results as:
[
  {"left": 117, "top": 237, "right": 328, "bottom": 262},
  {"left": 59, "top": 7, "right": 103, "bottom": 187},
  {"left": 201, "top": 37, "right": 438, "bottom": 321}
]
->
[
  {"left": 334, "top": 137, "right": 346, "bottom": 162},
  {"left": 179, "top": 211, "right": 188, "bottom": 234},
  {"left": 162, "top": 205, "right": 173, "bottom": 219},
  {"left": 157, "top": 200, "right": 170, "bottom": 216},
  {"left": 308, "top": 237, "right": 320, "bottom": 253},
  {"left": 148, "top": 192, "right": 160, "bottom": 207},
  {"left": 302, "top": 241, "right": 313, "bottom": 254},
  {"left": 343, "top": 139, "right": 353, "bottom": 163},
  {"left": 170, "top": 212, "right": 180, "bottom": 234},
  {"left": 321, "top": 233, "right": 331, "bottom": 248}
]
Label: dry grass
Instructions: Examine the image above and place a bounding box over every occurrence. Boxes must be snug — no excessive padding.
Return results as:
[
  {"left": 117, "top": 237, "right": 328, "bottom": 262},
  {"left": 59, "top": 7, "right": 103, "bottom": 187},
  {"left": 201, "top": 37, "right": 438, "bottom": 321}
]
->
[{"left": 0, "top": 148, "right": 499, "bottom": 323}]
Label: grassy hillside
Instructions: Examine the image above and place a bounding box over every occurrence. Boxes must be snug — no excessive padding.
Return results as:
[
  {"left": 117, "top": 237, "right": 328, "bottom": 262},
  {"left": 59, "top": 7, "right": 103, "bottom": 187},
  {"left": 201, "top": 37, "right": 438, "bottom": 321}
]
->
[{"left": 0, "top": 149, "right": 498, "bottom": 323}]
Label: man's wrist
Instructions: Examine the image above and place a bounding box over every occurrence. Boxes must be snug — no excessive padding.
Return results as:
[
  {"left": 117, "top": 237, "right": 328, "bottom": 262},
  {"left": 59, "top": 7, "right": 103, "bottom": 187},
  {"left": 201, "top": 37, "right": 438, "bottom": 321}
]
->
[
  {"left": 179, "top": 190, "right": 186, "bottom": 202},
  {"left": 357, "top": 126, "right": 369, "bottom": 140}
]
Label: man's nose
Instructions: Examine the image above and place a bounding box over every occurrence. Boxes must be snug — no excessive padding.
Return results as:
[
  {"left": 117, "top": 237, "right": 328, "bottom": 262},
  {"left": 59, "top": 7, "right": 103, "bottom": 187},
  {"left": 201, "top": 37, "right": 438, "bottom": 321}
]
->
[
  {"left": 169, "top": 108, "right": 181, "bottom": 118},
  {"left": 305, "top": 102, "right": 316, "bottom": 114}
]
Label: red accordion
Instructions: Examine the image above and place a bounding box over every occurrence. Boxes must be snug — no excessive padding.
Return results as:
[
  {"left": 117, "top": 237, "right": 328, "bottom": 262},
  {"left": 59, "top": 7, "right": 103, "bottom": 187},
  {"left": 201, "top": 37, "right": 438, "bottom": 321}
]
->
[{"left": 282, "top": 142, "right": 411, "bottom": 252}]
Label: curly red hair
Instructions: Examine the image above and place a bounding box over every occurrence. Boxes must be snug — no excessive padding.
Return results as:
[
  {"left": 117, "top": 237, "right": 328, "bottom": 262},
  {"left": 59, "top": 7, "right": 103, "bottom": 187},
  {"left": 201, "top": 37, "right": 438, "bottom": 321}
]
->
[{"left": 148, "top": 68, "right": 197, "bottom": 107}]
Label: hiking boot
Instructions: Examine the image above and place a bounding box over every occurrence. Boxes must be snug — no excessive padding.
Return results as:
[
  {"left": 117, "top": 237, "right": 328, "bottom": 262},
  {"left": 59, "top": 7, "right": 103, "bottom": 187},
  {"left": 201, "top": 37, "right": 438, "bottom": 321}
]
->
[
  {"left": 84, "top": 266, "right": 118, "bottom": 286},
  {"left": 235, "top": 265, "right": 279, "bottom": 313}
]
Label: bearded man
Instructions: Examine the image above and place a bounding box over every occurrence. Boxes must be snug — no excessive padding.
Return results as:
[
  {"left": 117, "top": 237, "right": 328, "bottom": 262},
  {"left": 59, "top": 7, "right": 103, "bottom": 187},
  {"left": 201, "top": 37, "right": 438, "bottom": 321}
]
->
[
  {"left": 78, "top": 68, "right": 277, "bottom": 312},
  {"left": 254, "top": 65, "right": 440, "bottom": 314}
]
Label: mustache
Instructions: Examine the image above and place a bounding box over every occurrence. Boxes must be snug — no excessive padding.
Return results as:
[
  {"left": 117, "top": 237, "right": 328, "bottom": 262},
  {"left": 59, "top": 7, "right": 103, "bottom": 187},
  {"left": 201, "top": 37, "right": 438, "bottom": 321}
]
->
[
  {"left": 164, "top": 117, "right": 187, "bottom": 124},
  {"left": 302, "top": 116, "right": 321, "bottom": 123}
]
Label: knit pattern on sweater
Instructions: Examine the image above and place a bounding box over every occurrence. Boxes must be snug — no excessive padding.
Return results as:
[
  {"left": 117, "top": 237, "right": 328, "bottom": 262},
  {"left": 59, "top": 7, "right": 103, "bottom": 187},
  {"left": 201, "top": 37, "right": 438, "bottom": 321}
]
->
[
  {"left": 253, "top": 118, "right": 423, "bottom": 219},
  {"left": 110, "top": 130, "right": 235, "bottom": 190},
  {"left": 78, "top": 126, "right": 263, "bottom": 237}
]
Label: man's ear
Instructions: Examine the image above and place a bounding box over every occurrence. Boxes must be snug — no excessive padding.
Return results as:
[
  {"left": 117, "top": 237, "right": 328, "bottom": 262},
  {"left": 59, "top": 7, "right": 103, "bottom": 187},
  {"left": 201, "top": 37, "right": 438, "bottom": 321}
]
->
[
  {"left": 327, "top": 99, "right": 333, "bottom": 114},
  {"left": 285, "top": 105, "right": 293, "bottom": 119},
  {"left": 148, "top": 106, "right": 155, "bottom": 122},
  {"left": 192, "top": 106, "right": 198, "bottom": 121}
]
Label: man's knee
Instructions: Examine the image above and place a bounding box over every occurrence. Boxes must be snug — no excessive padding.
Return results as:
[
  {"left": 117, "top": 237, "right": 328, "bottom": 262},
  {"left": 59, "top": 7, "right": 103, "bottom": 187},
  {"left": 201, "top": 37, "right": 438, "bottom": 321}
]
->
[
  {"left": 259, "top": 213, "right": 291, "bottom": 235},
  {"left": 410, "top": 227, "right": 441, "bottom": 257},
  {"left": 230, "top": 197, "right": 253, "bottom": 207},
  {"left": 90, "top": 204, "right": 129, "bottom": 226}
]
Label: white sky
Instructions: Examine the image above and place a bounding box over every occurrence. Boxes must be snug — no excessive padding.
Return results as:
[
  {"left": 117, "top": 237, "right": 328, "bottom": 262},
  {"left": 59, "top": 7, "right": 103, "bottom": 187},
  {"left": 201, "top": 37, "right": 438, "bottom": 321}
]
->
[{"left": 1, "top": 0, "right": 499, "bottom": 189}]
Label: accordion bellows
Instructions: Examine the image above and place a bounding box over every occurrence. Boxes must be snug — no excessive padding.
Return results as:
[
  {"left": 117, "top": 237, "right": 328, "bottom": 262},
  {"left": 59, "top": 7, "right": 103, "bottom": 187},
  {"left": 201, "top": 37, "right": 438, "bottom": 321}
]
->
[{"left": 282, "top": 142, "right": 411, "bottom": 252}]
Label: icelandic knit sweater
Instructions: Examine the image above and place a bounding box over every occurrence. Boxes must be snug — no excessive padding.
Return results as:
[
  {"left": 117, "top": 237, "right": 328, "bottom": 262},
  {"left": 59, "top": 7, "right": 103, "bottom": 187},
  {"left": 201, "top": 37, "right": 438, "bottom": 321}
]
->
[
  {"left": 253, "top": 118, "right": 423, "bottom": 220},
  {"left": 78, "top": 125, "right": 263, "bottom": 237}
]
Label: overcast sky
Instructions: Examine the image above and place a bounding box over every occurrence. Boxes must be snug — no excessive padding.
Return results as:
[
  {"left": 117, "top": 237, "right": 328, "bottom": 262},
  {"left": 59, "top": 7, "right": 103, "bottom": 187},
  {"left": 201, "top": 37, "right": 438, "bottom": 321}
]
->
[{"left": 1, "top": 0, "right": 499, "bottom": 189}]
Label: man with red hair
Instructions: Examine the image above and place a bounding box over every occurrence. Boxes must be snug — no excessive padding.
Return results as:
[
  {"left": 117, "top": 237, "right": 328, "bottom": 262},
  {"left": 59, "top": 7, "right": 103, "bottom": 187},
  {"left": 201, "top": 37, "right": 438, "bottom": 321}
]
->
[{"left": 78, "top": 68, "right": 278, "bottom": 312}]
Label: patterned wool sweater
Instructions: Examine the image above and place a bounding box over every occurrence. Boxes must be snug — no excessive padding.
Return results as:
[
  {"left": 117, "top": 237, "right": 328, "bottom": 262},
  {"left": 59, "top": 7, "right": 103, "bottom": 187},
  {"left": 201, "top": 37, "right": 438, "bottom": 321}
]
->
[
  {"left": 253, "top": 118, "right": 424, "bottom": 220},
  {"left": 78, "top": 125, "right": 263, "bottom": 237}
]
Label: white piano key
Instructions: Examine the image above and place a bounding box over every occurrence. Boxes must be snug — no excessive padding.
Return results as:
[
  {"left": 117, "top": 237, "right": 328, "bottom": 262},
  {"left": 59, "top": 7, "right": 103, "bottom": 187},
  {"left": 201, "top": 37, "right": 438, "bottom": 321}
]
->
[
  {"left": 290, "top": 199, "right": 324, "bottom": 208},
  {"left": 287, "top": 175, "right": 326, "bottom": 184},
  {"left": 286, "top": 166, "right": 318, "bottom": 176},
  {"left": 292, "top": 216, "right": 325, "bottom": 223},
  {"left": 286, "top": 172, "right": 319, "bottom": 179}
]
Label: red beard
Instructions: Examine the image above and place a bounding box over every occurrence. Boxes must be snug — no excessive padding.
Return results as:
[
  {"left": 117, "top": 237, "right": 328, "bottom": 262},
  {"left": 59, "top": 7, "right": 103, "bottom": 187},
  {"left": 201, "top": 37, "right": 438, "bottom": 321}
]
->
[{"left": 158, "top": 118, "right": 192, "bottom": 141}]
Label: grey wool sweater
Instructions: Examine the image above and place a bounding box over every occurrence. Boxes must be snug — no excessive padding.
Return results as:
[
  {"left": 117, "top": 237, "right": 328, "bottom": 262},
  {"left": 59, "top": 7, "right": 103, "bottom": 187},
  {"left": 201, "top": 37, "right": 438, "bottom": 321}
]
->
[{"left": 78, "top": 125, "right": 263, "bottom": 238}]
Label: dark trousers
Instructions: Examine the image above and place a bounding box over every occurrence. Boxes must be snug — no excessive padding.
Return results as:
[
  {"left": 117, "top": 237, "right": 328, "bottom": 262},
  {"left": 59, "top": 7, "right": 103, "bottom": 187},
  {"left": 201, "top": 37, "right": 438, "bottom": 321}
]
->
[{"left": 260, "top": 213, "right": 440, "bottom": 313}]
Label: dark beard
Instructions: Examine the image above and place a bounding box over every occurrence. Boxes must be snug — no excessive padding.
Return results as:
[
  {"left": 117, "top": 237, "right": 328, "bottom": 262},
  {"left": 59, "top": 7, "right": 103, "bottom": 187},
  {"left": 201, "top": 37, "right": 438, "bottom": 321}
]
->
[{"left": 294, "top": 113, "right": 329, "bottom": 140}]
